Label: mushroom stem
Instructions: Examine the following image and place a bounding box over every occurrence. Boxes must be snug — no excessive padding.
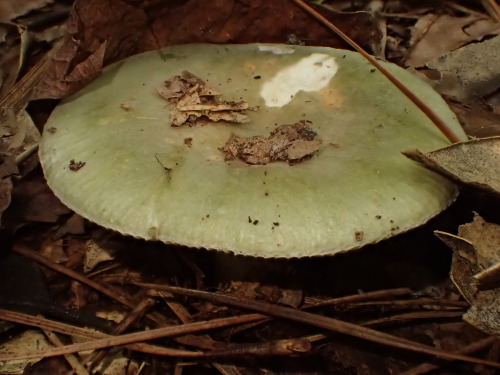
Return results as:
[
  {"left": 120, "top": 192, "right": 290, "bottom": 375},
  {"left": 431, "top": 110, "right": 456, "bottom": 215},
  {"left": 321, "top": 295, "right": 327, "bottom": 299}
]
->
[{"left": 290, "top": 0, "right": 462, "bottom": 144}]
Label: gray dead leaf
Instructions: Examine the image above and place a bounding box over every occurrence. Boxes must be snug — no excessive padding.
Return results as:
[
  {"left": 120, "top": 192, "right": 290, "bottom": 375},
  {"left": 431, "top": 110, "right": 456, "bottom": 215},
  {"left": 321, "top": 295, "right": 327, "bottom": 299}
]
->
[
  {"left": 403, "top": 136, "right": 500, "bottom": 195},
  {"left": 426, "top": 34, "right": 500, "bottom": 103},
  {"left": 435, "top": 214, "right": 500, "bottom": 335},
  {"left": 0, "top": 330, "right": 51, "bottom": 373},
  {"left": 0, "top": 23, "right": 28, "bottom": 97},
  {"left": 84, "top": 239, "right": 115, "bottom": 273},
  {"left": 0, "top": 110, "right": 41, "bottom": 156},
  {"left": 406, "top": 14, "right": 500, "bottom": 67}
]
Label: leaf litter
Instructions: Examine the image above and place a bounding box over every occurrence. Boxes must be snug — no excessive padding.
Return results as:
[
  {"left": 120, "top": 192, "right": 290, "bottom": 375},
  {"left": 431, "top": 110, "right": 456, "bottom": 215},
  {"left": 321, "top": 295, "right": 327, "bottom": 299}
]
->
[
  {"left": 403, "top": 136, "right": 500, "bottom": 195},
  {"left": 220, "top": 120, "right": 322, "bottom": 165},
  {"left": 157, "top": 71, "right": 254, "bottom": 127},
  {"left": 436, "top": 214, "right": 500, "bottom": 336},
  {"left": 1, "top": 0, "right": 500, "bottom": 374},
  {"left": 406, "top": 13, "right": 500, "bottom": 67}
]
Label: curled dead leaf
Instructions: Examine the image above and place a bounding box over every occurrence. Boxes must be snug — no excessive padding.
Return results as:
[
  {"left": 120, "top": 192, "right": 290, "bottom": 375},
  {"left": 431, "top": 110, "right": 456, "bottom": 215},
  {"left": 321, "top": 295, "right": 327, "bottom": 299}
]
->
[
  {"left": 158, "top": 71, "right": 253, "bottom": 126},
  {"left": 436, "top": 214, "right": 500, "bottom": 336},
  {"left": 403, "top": 136, "right": 500, "bottom": 195}
]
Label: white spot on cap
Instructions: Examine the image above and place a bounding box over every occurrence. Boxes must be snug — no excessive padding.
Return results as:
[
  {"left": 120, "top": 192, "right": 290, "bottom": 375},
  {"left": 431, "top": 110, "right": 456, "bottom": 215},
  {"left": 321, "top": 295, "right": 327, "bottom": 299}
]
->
[
  {"left": 258, "top": 45, "right": 296, "bottom": 55},
  {"left": 260, "top": 53, "right": 338, "bottom": 107}
]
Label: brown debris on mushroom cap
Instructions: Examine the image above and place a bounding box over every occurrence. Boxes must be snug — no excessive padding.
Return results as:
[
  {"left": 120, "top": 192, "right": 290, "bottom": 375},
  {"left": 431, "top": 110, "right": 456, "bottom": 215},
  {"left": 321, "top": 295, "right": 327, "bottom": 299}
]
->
[
  {"left": 220, "top": 121, "right": 322, "bottom": 165},
  {"left": 157, "top": 71, "right": 253, "bottom": 126}
]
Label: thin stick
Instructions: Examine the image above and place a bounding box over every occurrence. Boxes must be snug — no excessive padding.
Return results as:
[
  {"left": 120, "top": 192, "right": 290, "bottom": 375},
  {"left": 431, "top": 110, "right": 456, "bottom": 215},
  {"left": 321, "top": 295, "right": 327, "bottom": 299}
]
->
[
  {"left": 399, "top": 337, "right": 498, "bottom": 375},
  {"left": 348, "top": 298, "right": 469, "bottom": 309},
  {"left": 140, "top": 283, "right": 500, "bottom": 368},
  {"left": 0, "top": 313, "right": 264, "bottom": 361},
  {"left": 84, "top": 297, "right": 157, "bottom": 372},
  {"left": 43, "top": 330, "right": 90, "bottom": 375},
  {"left": 12, "top": 245, "right": 239, "bottom": 352},
  {"left": 0, "top": 308, "right": 200, "bottom": 358},
  {"left": 481, "top": 0, "right": 500, "bottom": 21},
  {"left": 289, "top": 0, "right": 462, "bottom": 144},
  {"left": 363, "top": 311, "right": 464, "bottom": 326},
  {"left": 304, "top": 288, "right": 412, "bottom": 308}
]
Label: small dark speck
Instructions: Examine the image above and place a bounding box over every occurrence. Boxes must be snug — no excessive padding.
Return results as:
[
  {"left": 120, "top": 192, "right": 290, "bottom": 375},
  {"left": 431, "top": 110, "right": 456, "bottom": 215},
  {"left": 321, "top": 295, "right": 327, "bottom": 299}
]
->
[
  {"left": 355, "top": 231, "right": 364, "bottom": 241},
  {"left": 343, "top": 55, "right": 346, "bottom": 58},
  {"left": 265, "top": 192, "right": 269, "bottom": 196},
  {"left": 264, "top": 171, "right": 268, "bottom": 176},
  {"left": 248, "top": 216, "right": 252, "bottom": 223},
  {"left": 376, "top": 215, "right": 382, "bottom": 219},
  {"left": 206, "top": 214, "right": 210, "bottom": 218},
  {"left": 253, "top": 220, "right": 259, "bottom": 225},
  {"left": 393, "top": 197, "right": 396, "bottom": 200},
  {"left": 253, "top": 75, "right": 261, "bottom": 79},
  {"left": 47, "top": 127, "right": 57, "bottom": 133},
  {"left": 370, "top": 69, "right": 376, "bottom": 73},
  {"left": 390, "top": 220, "right": 394, "bottom": 223},
  {"left": 273, "top": 222, "right": 280, "bottom": 226},
  {"left": 69, "top": 159, "right": 86, "bottom": 171}
]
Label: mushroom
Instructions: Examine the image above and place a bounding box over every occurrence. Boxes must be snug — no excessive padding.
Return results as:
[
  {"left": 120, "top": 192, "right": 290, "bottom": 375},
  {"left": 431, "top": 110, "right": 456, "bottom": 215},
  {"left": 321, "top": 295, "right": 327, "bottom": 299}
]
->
[{"left": 39, "top": 44, "right": 467, "bottom": 258}]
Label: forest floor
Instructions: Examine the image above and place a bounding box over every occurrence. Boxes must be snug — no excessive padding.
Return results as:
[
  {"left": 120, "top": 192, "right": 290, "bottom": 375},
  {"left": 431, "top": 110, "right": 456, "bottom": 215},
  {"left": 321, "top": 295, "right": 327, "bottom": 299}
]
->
[{"left": 0, "top": 1, "right": 499, "bottom": 374}]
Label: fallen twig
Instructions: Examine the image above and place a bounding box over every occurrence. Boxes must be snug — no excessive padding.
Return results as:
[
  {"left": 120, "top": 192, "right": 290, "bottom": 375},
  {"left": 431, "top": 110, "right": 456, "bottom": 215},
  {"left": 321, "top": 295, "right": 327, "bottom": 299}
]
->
[
  {"left": 0, "top": 311, "right": 264, "bottom": 361},
  {"left": 139, "top": 283, "right": 500, "bottom": 368}
]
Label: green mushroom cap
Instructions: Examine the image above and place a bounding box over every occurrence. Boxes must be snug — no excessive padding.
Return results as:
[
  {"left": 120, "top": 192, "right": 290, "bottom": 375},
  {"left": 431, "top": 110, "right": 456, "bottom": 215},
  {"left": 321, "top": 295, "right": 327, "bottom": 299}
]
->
[{"left": 39, "top": 44, "right": 467, "bottom": 258}]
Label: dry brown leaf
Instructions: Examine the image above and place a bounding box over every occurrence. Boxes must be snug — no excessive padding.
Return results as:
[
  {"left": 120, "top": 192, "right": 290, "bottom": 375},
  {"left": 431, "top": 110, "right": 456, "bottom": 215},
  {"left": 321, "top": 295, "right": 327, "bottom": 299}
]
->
[
  {"left": 32, "top": 0, "right": 380, "bottom": 100},
  {"left": 449, "top": 101, "right": 500, "bottom": 138},
  {"left": 31, "top": 0, "right": 149, "bottom": 99},
  {"left": 220, "top": 121, "right": 322, "bottom": 165},
  {"left": 158, "top": 71, "right": 252, "bottom": 127},
  {"left": 403, "top": 137, "right": 500, "bottom": 195},
  {"left": 406, "top": 14, "right": 500, "bottom": 67},
  {"left": 1, "top": 172, "right": 71, "bottom": 229},
  {"left": 32, "top": 38, "right": 107, "bottom": 100},
  {"left": 436, "top": 214, "right": 500, "bottom": 335}
]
